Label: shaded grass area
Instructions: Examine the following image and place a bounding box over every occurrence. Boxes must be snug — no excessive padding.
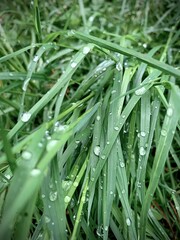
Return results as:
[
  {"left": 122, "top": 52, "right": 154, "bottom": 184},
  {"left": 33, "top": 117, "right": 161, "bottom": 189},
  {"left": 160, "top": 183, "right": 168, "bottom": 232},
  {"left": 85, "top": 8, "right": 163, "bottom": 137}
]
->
[{"left": 0, "top": 0, "right": 180, "bottom": 239}]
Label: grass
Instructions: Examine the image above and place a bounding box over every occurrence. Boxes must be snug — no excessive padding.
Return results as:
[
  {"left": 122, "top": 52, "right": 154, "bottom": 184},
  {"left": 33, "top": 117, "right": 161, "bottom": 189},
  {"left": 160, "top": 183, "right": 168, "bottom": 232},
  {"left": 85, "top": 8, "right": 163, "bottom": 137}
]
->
[{"left": 0, "top": 0, "right": 180, "bottom": 239}]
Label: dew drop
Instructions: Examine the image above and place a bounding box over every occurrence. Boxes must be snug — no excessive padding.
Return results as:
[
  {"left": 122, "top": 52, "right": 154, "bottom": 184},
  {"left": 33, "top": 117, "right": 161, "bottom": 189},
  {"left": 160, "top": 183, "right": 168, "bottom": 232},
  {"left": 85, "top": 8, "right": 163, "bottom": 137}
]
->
[
  {"left": 38, "top": 142, "right": 43, "bottom": 148},
  {"left": 64, "top": 195, "right": 71, "bottom": 203},
  {"left": 21, "top": 112, "right": 31, "bottom": 122},
  {"left": 135, "top": 86, "right": 146, "bottom": 96},
  {"left": 167, "top": 107, "right": 173, "bottom": 117},
  {"left": 82, "top": 46, "right": 91, "bottom": 54},
  {"left": 9, "top": 73, "right": 13, "bottom": 76},
  {"left": 33, "top": 55, "right": 39, "bottom": 62},
  {"left": 137, "top": 182, "right": 141, "bottom": 188},
  {"left": 71, "top": 62, "right": 77, "bottom": 68},
  {"left": 139, "top": 147, "right": 146, "bottom": 156},
  {"left": 114, "top": 126, "right": 119, "bottom": 131},
  {"left": 126, "top": 218, "right": 131, "bottom": 226},
  {"left": 45, "top": 216, "right": 51, "bottom": 223},
  {"left": 120, "top": 162, "right": 125, "bottom": 168},
  {"left": 46, "top": 140, "right": 58, "bottom": 152},
  {"left": 101, "top": 155, "right": 106, "bottom": 160},
  {"left": 111, "top": 90, "right": 116, "bottom": 94},
  {"left": 122, "top": 189, "right": 125, "bottom": 194},
  {"left": 41, "top": 194, "right": 45, "bottom": 198},
  {"left": 49, "top": 191, "right": 58, "bottom": 201},
  {"left": 22, "top": 151, "right": 32, "bottom": 160},
  {"left": 95, "top": 114, "right": 101, "bottom": 121},
  {"left": 30, "top": 169, "right": 41, "bottom": 176},
  {"left": 140, "top": 131, "right": 146, "bottom": 137},
  {"left": 116, "top": 62, "right": 122, "bottom": 71},
  {"left": 75, "top": 140, "right": 80, "bottom": 144},
  {"left": 94, "top": 145, "right": 101, "bottom": 156},
  {"left": 161, "top": 129, "right": 167, "bottom": 137},
  {"left": 106, "top": 141, "right": 110, "bottom": 145},
  {"left": 110, "top": 191, "right": 113, "bottom": 195},
  {"left": 73, "top": 182, "right": 78, "bottom": 187},
  {"left": 104, "top": 226, "right": 108, "bottom": 231}
]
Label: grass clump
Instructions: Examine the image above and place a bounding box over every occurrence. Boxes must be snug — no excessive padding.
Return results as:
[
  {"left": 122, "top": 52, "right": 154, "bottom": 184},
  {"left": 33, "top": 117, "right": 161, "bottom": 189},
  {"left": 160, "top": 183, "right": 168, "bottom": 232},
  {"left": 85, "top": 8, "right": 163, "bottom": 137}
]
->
[{"left": 0, "top": 0, "right": 180, "bottom": 239}]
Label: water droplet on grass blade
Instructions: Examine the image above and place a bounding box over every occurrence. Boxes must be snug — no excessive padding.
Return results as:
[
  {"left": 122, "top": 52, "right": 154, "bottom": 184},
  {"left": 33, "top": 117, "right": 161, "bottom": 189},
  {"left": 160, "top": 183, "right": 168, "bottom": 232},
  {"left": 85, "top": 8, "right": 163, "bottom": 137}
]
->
[
  {"left": 114, "top": 126, "right": 119, "bottom": 131},
  {"left": 135, "top": 87, "right": 146, "bottom": 96},
  {"left": 140, "top": 131, "right": 146, "bottom": 137},
  {"left": 70, "top": 62, "right": 77, "bottom": 68},
  {"left": 73, "top": 182, "right": 78, "bottom": 187},
  {"left": 139, "top": 147, "right": 146, "bottom": 156},
  {"left": 126, "top": 218, "right": 131, "bottom": 226},
  {"left": 64, "top": 196, "right": 71, "bottom": 203},
  {"left": 22, "top": 151, "right": 32, "bottom": 160},
  {"left": 49, "top": 191, "right": 58, "bottom": 201},
  {"left": 33, "top": 55, "right": 39, "bottom": 62},
  {"left": 96, "top": 115, "right": 101, "bottom": 121},
  {"left": 46, "top": 140, "right": 58, "bottom": 152},
  {"left": 30, "top": 169, "right": 41, "bottom": 176},
  {"left": 83, "top": 46, "right": 91, "bottom": 54},
  {"left": 45, "top": 216, "right": 51, "bottom": 223},
  {"left": 161, "top": 129, "right": 167, "bottom": 137},
  {"left": 167, "top": 107, "right": 173, "bottom": 117},
  {"left": 120, "top": 162, "right": 125, "bottom": 168},
  {"left": 116, "top": 62, "right": 122, "bottom": 71},
  {"left": 94, "top": 146, "right": 101, "bottom": 156},
  {"left": 21, "top": 112, "right": 31, "bottom": 122}
]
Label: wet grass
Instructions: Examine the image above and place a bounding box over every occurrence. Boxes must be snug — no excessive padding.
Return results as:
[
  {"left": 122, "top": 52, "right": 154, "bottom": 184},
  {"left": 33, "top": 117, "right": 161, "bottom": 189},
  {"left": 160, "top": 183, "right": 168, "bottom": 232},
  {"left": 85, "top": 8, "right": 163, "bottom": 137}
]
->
[{"left": 0, "top": 0, "right": 180, "bottom": 239}]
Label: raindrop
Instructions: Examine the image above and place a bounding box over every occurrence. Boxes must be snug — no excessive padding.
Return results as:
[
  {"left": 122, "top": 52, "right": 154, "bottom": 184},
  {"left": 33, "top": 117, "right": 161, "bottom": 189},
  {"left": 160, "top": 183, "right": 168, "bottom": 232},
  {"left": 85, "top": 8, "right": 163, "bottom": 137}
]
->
[
  {"left": 120, "top": 162, "right": 125, "bottom": 168},
  {"left": 96, "top": 115, "right": 101, "bottom": 121},
  {"left": 82, "top": 46, "right": 90, "bottom": 54},
  {"left": 126, "top": 218, "right": 131, "bottom": 226},
  {"left": 116, "top": 62, "right": 122, "bottom": 71},
  {"left": 48, "top": 205, "right": 51, "bottom": 208},
  {"left": 52, "top": 222, "right": 55, "bottom": 225},
  {"left": 33, "top": 55, "right": 39, "bottom": 62},
  {"left": 161, "top": 129, "right": 167, "bottom": 137},
  {"left": 143, "top": 43, "right": 147, "bottom": 48},
  {"left": 110, "top": 191, "right": 113, "bottom": 195},
  {"left": 101, "top": 155, "right": 106, "bottom": 160},
  {"left": 41, "top": 194, "right": 45, "bottom": 198},
  {"left": 9, "top": 73, "right": 13, "bottom": 76},
  {"left": 140, "top": 131, "right": 146, "bottom": 137},
  {"left": 64, "top": 196, "right": 71, "bottom": 203},
  {"left": 122, "top": 189, "right": 125, "bottom": 194},
  {"left": 38, "top": 142, "right": 43, "bottom": 148},
  {"left": 81, "top": 196, "right": 86, "bottom": 203},
  {"left": 111, "top": 90, "right": 116, "bottom": 94},
  {"left": 139, "top": 147, "right": 146, "bottom": 156},
  {"left": 21, "top": 112, "right": 31, "bottom": 122},
  {"left": 73, "top": 182, "right": 78, "bottom": 187},
  {"left": 55, "top": 124, "right": 68, "bottom": 132},
  {"left": 71, "top": 62, "right": 77, "bottom": 68},
  {"left": 135, "top": 87, "right": 146, "bottom": 96},
  {"left": 167, "top": 107, "right": 173, "bottom": 117},
  {"left": 104, "top": 226, "right": 108, "bottom": 231},
  {"left": 114, "top": 126, "right": 119, "bottom": 131},
  {"left": 30, "top": 169, "right": 41, "bottom": 176},
  {"left": 122, "top": 115, "right": 125, "bottom": 118},
  {"left": 46, "top": 140, "right": 58, "bottom": 152},
  {"left": 22, "top": 151, "right": 32, "bottom": 160},
  {"left": 45, "top": 216, "right": 51, "bottom": 223},
  {"left": 49, "top": 191, "right": 58, "bottom": 201},
  {"left": 94, "top": 145, "right": 101, "bottom": 156},
  {"left": 137, "top": 182, "right": 141, "bottom": 188},
  {"left": 106, "top": 141, "right": 110, "bottom": 145},
  {"left": 75, "top": 140, "right": 80, "bottom": 144}
]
